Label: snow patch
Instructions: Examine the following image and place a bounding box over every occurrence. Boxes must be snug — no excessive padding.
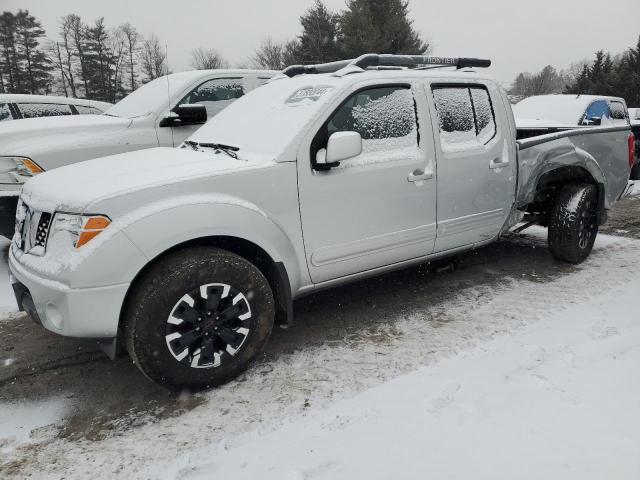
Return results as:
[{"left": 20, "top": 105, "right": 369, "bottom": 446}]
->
[{"left": 0, "top": 397, "right": 69, "bottom": 455}]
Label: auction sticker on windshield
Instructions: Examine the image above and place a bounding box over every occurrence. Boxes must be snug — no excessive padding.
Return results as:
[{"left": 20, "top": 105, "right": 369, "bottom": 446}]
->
[{"left": 286, "top": 86, "right": 334, "bottom": 105}]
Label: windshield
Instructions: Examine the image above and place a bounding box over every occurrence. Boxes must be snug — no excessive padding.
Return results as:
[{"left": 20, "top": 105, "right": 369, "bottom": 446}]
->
[
  {"left": 187, "top": 77, "right": 342, "bottom": 160},
  {"left": 104, "top": 75, "right": 189, "bottom": 119}
]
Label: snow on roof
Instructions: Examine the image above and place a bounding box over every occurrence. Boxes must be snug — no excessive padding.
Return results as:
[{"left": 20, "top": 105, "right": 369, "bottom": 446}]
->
[
  {"left": 512, "top": 94, "right": 624, "bottom": 126},
  {"left": 0, "top": 93, "right": 112, "bottom": 109}
]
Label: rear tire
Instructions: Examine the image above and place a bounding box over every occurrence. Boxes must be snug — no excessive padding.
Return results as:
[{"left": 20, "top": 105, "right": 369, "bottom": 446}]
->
[
  {"left": 123, "top": 247, "right": 274, "bottom": 391},
  {"left": 548, "top": 183, "right": 598, "bottom": 264}
]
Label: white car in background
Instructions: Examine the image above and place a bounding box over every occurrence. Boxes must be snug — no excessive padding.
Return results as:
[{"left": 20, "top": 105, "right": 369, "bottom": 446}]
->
[
  {"left": 0, "top": 94, "right": 112, "bottom": 121},
  {"left": 513, "top": 94, "right": 630, "bottom": 139},
  {"left": 0, "top": 69, "right": 276, "bottom": 236}
]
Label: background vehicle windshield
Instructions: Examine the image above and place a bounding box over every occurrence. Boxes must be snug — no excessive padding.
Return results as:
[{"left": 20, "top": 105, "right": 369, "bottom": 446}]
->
[{"left": 105, "top": 74, "right": 189, "bottom": 119}]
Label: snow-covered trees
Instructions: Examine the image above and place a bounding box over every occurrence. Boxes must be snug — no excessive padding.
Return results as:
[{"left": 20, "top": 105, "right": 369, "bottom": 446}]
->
[
  {"left": 339, "top": 0, "right": 429, "bottom": 57},
  {"left": 0, "top": 10, "right": 52, "bottom": 94},
  {"left": 190, "top": 47, "right": 229, "bottom": 70},
  {"left": 0, "top": 11, "right": 168, "bottom": 100},
  {"left": 140, "top": 34, "right": 168, "bottom": 83}
]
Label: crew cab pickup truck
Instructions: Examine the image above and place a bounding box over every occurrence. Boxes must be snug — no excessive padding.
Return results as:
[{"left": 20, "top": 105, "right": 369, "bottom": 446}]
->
[
  {"left": 8, "top": 55, "right": 635, "bottom": 391},
  {"left": 0, "top": 69, "right": 275, "bottom": 237}
]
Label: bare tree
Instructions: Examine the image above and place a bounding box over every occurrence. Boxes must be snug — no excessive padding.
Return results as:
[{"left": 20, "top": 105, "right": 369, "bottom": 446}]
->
[
  {"left": 140, "top": 34, "right": 167, "bottom": 82},
  {"left": 509, "top": 65, "right": 567, "bottom": 98},
  {"left": 190, "top": 47, "right": 229, "bottom": 70},
  {"left": 252, "top": 38, "right": 299, "bottom": 70},
  {"left": 119, "top": 23, "right": 140, "bottom": 92},
  {"left": 109, "top": 27, "right": 127, "bottom": 101},
  {"left": 49, "top": 41, "right": 69, "bottom": 96},
  {"left": 65, "top": 14, "right": 91, "bottom": 97},
  {"left": 59, "top": 14, "right": 77, "bottom": 97}
]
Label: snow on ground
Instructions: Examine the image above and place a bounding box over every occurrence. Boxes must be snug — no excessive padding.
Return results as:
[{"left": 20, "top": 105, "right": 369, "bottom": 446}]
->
[
  {"left": 0, "top": 397, "right": 69, "bottom": 457},
  {"left": 182, "top": 273, "right": 640, "bottom": 480},
  {"left": 1, "top": 228, "right": 640, "bottom": 479}
]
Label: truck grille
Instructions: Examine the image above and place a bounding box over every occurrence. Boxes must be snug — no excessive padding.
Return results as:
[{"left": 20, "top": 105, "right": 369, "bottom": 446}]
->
[
  {"left": 33, "top": 212, "right": 51, "bottom": 248},
  {"left": 16, "top": 204, "right": 52, "bottom": 254}
]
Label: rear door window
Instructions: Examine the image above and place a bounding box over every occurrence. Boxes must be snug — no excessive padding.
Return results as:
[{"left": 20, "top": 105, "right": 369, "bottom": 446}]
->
[
  {"left": 0, "top": 103, "right": 12, "bottom": 122},
  {"left": 609, "top": 101, "right": 628, "bottom": 123},
  {"left": 432, "top": 85, "right": 496, "bottom": 151},
  {"left": 17, "top": 103, "right": 73, "bottom": 118}
]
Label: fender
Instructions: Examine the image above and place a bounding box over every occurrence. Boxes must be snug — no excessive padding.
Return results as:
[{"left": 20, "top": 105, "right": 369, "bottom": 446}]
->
[
  {"left": 517, "top": 138, "right": 607, "bottom": 209},
  {"left": 118, "top": 194, "right": 306, "bottom": 294}
]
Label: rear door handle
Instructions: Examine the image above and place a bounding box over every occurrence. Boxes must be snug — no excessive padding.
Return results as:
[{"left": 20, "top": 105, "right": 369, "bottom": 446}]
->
[
  {"left": 408, "top": 168, "right": 432, "bottom": 183},
  {"left": 490, "top": 158, "right": 510, "bottom": 169}
]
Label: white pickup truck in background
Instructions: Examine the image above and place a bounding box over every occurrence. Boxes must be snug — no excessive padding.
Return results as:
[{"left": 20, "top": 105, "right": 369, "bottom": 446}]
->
[
  {"left": 513, "top": 94, "right": 630, "bottom": 139},
  {"left": 0, "top": 69, "right": 275, "bottom": 236}
]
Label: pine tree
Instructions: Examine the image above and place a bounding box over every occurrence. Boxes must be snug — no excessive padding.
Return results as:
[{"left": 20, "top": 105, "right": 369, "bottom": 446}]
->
[
  {"left": 83, "top": 18, "right": 113, "bottom": 101},
  {"left": 339, "top": 0, "right": 429, "bottom": 58},
  {"left": 14, "top": 10, "right": 52, "bottom": 94},
  {"left": 296, "top": 0, "right": 341, "bottom": 64},
  {"left": 0, "top": 12, "right": 20, "bottom": 92}
]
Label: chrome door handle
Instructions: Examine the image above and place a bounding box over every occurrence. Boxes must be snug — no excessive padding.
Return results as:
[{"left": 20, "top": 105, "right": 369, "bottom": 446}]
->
[
  {"left": 490, "top": 158, "right": 510, "bottom": 169},
  {"left": 408, "top": 169, "right": 432, "bottom": 182}
]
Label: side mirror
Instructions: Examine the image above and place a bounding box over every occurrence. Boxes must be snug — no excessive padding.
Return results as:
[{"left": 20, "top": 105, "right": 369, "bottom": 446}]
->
[
  {"left": 160, "top": 104, "right": 207, "bottom": 127},
  {"left": 583, "top": 116, "right": 602, "bottom": 126},
  {"left": 315, "top": 131, "right": 362, "bottom": 170}
]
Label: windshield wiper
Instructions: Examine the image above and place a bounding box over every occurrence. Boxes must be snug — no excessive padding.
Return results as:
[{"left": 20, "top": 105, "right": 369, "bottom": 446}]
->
[{"left": 184, "top": 140, "right": 240, "bottom": 160}]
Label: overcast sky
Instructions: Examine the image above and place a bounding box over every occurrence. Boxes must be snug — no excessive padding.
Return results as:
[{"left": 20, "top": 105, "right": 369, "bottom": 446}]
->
[{"left": 4, "top": 0, "right": 639, "bottom": 85}]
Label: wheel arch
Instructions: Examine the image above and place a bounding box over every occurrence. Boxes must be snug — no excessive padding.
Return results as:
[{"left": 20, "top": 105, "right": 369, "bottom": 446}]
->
[
  {"left": 119, "top": 234, "right": 294, "bottom": 341},
  {"left": 527, "top": 164, "right": 606, "bottom": 225}
]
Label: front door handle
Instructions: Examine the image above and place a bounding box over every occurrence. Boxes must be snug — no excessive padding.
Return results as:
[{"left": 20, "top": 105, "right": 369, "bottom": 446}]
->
[
  {"left": 408, "top": 169, "right": 432, "bottom": 183},
  {"left": 490, "top": 158, "right": 510, "bottom": 169}
]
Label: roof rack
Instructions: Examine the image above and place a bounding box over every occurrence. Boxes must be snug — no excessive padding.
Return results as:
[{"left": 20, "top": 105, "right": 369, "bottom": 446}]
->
[{"left": 283, "top": 54, "right": 491, "bottom": 77}]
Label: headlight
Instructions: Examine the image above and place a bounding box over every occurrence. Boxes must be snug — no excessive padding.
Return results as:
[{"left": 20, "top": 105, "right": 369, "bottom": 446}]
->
[
  {"left": 48, "top": 213, "right": 111, "bottom": 251},
  {"left": 0, "top": 156, "right": 44, "bottom": 184}
]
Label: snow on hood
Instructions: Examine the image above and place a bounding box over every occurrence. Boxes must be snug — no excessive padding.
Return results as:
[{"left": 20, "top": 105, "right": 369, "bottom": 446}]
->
[
  {"left": 513, "top": 94, "right": 606, "bottom": 126},
  {"left": 21, "top": 147, "right": 270, "bottom": 213},
  {"left": 0, "top": 114, "right": 131, "bottom": 155}
]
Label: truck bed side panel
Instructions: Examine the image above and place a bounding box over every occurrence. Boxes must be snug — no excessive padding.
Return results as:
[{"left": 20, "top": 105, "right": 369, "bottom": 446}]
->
[{"left": 516, "top": 126, "right": 631, "bottom": 210}]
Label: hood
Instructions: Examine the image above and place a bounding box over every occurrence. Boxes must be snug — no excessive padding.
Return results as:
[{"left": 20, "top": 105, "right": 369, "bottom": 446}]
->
[
  {"left": 0, "top": 114, "right": 132, "bottom": 155},
  {"left": 21, "top": 147, "right": 271, "bottom": 213}
]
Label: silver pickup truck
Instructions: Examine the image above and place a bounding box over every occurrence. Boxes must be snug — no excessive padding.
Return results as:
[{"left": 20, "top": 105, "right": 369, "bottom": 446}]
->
[{"left": 8, "top": 55, "right": 635, "bottom": 391}]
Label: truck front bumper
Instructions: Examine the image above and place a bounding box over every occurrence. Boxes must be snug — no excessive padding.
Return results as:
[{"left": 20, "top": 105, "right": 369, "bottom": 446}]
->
[{"left": 9, "top": 247, "right": 130, "bottom": 338}]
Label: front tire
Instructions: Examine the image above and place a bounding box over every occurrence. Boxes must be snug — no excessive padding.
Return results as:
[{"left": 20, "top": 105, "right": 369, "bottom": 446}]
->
[
  {"left": 123, "top": 247, "right": 274, "bottom": 391},
  {"left": 548, "top": 183, "right": 598, "bottom": 264}
]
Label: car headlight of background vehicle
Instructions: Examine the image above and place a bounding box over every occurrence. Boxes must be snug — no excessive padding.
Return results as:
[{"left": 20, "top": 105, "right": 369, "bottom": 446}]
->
[
  {"left": 0, "top": 156, "right": 44, "bottom": 184},
  {"left": 47, "top": 213, "right": 112, "bottom": 251}
]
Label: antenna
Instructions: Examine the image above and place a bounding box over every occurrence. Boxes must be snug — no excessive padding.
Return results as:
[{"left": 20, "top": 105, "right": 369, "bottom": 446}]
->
[{"left": 165, "top": 44, "right": 174, "bottom": 146}]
